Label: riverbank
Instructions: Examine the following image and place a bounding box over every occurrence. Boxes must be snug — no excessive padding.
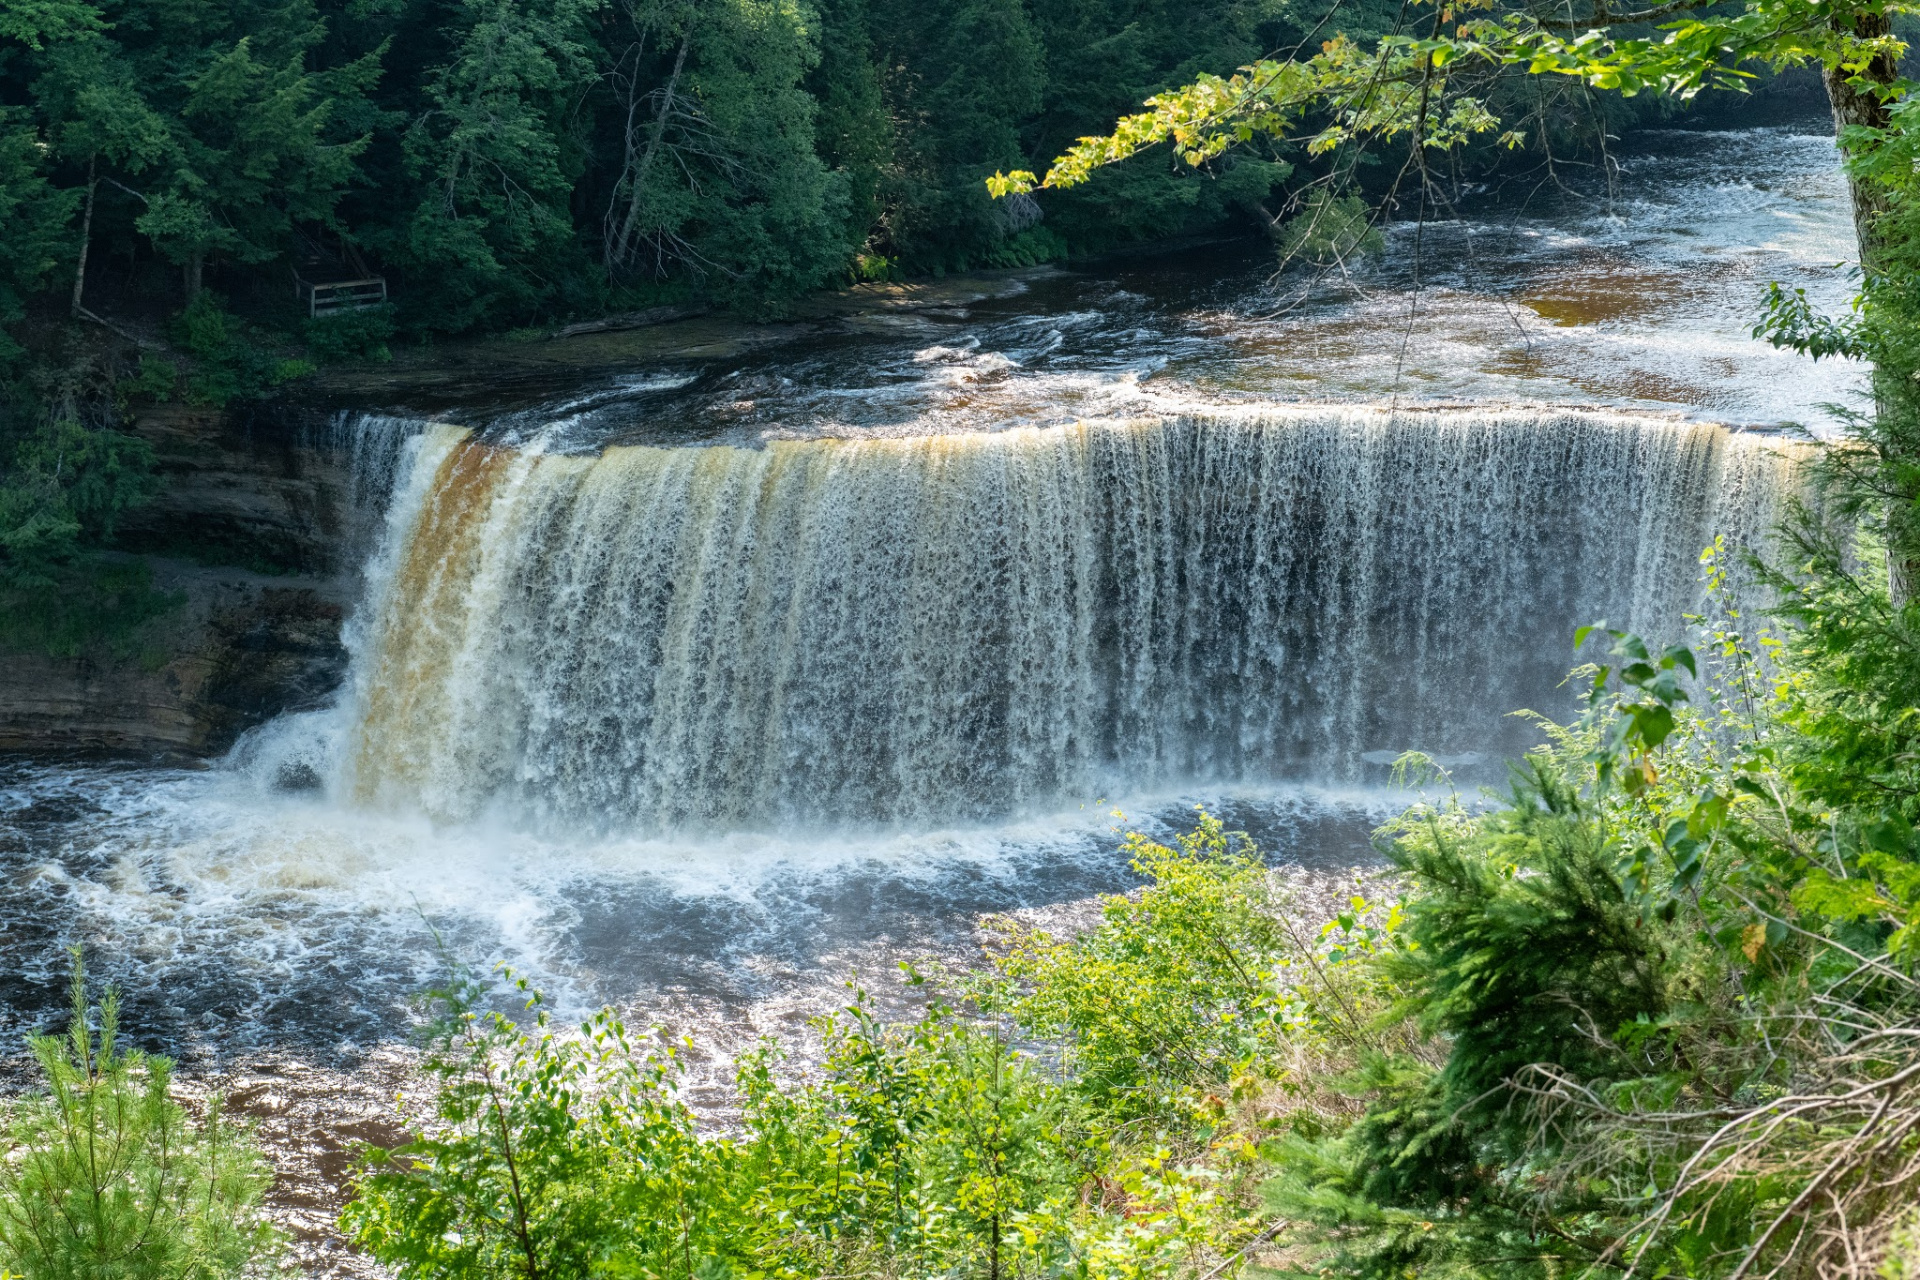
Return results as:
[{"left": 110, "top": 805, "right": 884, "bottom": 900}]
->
[
  {"left": 296, "top": 268, "right": 1061, "bottom": 414},
  {"left": 0, "top": 559, "right": 346, "bottom": 756},
  {"left": 152, "top": 861, "right": 1389, "bottom": 1280}
]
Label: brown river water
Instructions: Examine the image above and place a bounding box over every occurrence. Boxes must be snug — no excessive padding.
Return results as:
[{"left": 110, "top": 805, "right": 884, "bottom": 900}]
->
[{"left": 0, "top": 120, "right": 1863, "bottom": 1273}]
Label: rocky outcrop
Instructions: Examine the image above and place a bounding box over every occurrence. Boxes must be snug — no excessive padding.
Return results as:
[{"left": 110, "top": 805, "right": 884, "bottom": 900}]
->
[
  {"left": 116, "top": 403, "right": 350, "bottom": 575},
  {"left": 0, "top": 563, "right": 351, "bottom": 757},
  {"left": 2, "top": 403, "right": 358, "bottom": 758}
]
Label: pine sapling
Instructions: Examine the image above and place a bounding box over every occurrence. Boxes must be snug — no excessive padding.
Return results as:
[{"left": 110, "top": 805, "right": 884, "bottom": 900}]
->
[{"left": 0, "top": 951, "right": 279, "bottom": 1280}]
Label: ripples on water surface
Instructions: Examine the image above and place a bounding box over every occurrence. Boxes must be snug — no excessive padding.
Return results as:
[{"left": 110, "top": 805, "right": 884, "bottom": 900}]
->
[
  {"left": 0, "top": 123, "right": 1862, "bottom": 1066},
  {"left": 0, "top": 757, "right": 1392, "bottom": 1050},
  {"left": 449, "top": 125, "right": 1863, "bottom": 451}
]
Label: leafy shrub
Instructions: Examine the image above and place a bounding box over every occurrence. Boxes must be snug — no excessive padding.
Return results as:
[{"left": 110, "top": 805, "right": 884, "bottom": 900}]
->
[
  {"left": 980, "top": 815, "right": 1296, "bottom": 1123},
  {"left": 1253, "top": 595, "right": 1920, "bottom": 1280},
  {"left": 740, "top": 987, "right": 1089, "bottom": 1278},
  {"left": 1275, "top": 191, "right": 1383, "bottom": 267},
  {"left": 344, "top": 973, "right": 733, "bottom": 1280},
  {"left": 116, "top": 355, "right": 180, "bottom": 408},
  {"left": 346, "top": 844, "right": 1303, "bottom": 1280},
  {"left": 852, "top": 252, "right": 897, "bottom": 282},
  {"left": 0, "top": 417, "right": 159, "bottom": 587},
  {"left": 0, "top": 953, "right": 279, "bottom": 1280},
  {"left": 169, "top": 294, "right": 313, "bottom": 407},
  {"left": 0, "top": 558, "right": 183, "bottom": 659},
  {"left": 982, "top": 226, "right": 1068, "bottom": 269},
  {"left": 305, "top": 306, "right": 395, "bottom": 364}
]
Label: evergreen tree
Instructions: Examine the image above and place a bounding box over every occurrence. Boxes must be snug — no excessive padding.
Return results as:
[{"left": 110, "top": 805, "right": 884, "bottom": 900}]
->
[
  {"left": 807, "top": 0, "right": 892, "bottom": 271},
  {"left": 15, "top": 0, "right": 375, "bottom": 305},
  {"left": 0, "top": 113, "right": 77, "bottom": 366},
  {"left": 876, "top": 0, "right": 1045, "bottom": 271},
  {"left": 0, "top": 953, "right": 278, "bottom": 1280},
  {"left": 385, "top": 0, "right": 604, "bottom": 328}
]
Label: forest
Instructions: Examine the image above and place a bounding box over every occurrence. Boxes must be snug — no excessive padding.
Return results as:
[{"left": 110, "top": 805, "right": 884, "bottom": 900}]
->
[
  {"left": 0, "top": 0, "right": 1696, "bottom": 613},
  {"left": 4, "top": 0, "right": 1920, "bottom": 1275},
  {"left": 0, "top": 0, "right": 1417, "bottom": 347},
  {"left": 0, "top": 0, "right": 1403, "bottom": 612},
  {"left": 1, "top": 0, "right": 1782, "bottom": 620}
]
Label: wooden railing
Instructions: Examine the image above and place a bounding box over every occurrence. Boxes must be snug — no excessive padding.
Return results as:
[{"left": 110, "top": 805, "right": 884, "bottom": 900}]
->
[{"left": 295, "top": 276, "right": 387, "bottom": 317}]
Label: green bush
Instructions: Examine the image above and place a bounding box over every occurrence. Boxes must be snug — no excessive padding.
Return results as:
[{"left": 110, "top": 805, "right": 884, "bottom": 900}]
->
[
  {"left": 346, "top": 851, "right": 1286, "bottom": 1280},
  {"left": 344, "top": 973, "right": 736, "bottom": 1280},
  {"left": 982, "top": 227, "right": 1068, "bottom": 269},
  {"left": 739, "top": 987, "right": 1091, "bottom": 1278},
  {"left": 0, "top": 954, "right": 279, "bottom": 1280},
  {"left": 116, "top": 355, "right": 180, "bottom": 409},
  {"left": 979, "top": 816, "right": 1296, "bottom": 1123},
  {"left": 169, "top": 295, "right": 313, "bottom": 407},
  {"left": 1275, "top": 191, "right": 1384, "bottom": 268},
  {"left": 1253, "top": 593, "right": 1920, "bottom": 1280},
  {"left": 0, "top": 558, "right": 183, "bottom": 660},
  {"left": 305, "top": 306, "right": 395, "bottom": 364},
  {"left": 0, "top": 417, "right": 159, "bottom": 588}
]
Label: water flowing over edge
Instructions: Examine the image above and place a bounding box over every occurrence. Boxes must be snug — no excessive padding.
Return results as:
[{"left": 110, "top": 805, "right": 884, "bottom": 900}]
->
[{"left": 275, "top": 404, "right": 1807, "bottom": 837}]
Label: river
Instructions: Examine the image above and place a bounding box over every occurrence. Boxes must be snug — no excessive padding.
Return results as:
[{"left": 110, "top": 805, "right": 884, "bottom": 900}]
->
[{"left": 0, "top": 119, "right": 1866, "bottom": 1271}]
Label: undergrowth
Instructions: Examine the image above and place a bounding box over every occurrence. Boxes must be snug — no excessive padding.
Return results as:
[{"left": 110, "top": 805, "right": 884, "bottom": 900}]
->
[
  {"left": 0, "top": 954, "right": 278, "bottom": 1280},
  {"left": 339, "top": 491, "right": 1920, "bottom": 1280}
]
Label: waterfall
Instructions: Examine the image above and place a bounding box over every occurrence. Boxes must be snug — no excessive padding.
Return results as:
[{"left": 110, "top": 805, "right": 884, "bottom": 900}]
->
[{"left": 334, "top": 406, "right": 1798, "bottom": 832}]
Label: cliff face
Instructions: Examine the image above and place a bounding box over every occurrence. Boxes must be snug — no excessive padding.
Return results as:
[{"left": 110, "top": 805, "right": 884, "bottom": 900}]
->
[
  {"left": 0, "top": 566, "right": 351, "bottom": 756},
  {"left": 117, "top": 403, "right": 350, "bottom": 575},
  {"left": 1, "top": 404, "right": 357, "bottom": 759}
]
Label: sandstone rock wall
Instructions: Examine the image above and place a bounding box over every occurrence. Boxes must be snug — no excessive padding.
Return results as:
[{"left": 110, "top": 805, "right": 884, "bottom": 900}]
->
[
  {"left": 2, "top": 403, "right": 357, "bottom": 758},
  {"left": 116, "top": 403, "right": 348, "bottom": 574}
]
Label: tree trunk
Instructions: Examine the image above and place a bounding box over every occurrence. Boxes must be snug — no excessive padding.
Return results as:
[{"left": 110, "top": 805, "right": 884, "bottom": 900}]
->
[
  {"left": 1821, "top": 10, "right": 1916, "bottom": 604},
  {"left": 184, "top": 254, "right": 204, "bottom": 304},
  {"left": 71, "top": 158, "right": 97, "bottom": 319},
  {"left": 610, "top": 34, "right": 690, "bottom": 272},
  {"left": 1889, "top": 547, "right": 1913, "bottom": 607},
  {"left": 1823, "top": 9, "right": 1899, "bottom": 270}
]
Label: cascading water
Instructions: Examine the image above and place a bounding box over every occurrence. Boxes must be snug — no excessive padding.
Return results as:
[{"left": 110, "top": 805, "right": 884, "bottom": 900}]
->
[
  {"left": 0, "top": 121, "right": 1849, "bottom": 1079},
  {"left": 336, "top": 406, "right": 1797, "bottom": 833}
]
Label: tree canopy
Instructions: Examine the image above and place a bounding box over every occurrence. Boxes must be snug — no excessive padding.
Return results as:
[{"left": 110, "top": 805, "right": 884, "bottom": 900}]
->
[
  {"left": 989, "top": 0, "right": 1907, "bottom": 262},
  {"left": 0, "top": 0, "right": 1467, "bottom": 344}
]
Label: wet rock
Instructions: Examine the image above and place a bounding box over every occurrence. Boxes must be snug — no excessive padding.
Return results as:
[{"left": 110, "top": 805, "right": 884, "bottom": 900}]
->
[
  {"left": 0, "top": 563, "right": 351, "bottom": 758},
  {"left": 0, "top": 400, "right": 357, "bottom": 758},
  {"left": 116, "top": 402, "right": 352, "bottom": 576}
]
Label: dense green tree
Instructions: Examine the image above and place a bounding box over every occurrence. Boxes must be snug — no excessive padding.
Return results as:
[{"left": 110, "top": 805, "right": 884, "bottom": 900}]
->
[
  {"left": 874, "top": 0, "right": 1046, "bottom": 271},
  {"left": 382, "top": 0, "right": 603, "bottom": 328},
  {"left": 806, "top": 0, "right": 892, "bottom": 271},
  {"left": 141, "top": 19, "right": 377, "bottom": 298},
  {"left": 599, "top": 0, "right": 844, "bottom": 304},
  {"left": 0, "top": 114, "right": 77, "bottom": 366},
  {"left": 12, "top": 0, "right": 376, "bottom": 306}
]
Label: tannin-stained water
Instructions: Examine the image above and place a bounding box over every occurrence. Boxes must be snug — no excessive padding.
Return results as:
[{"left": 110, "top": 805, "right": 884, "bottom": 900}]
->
[
  {"left": 412, "top": 125, "right": 1862, "bottom": 448},
  {"left": 0, "top": 121, "right": 1851, "bottom": 1069},
  {"left": 338, "top": 410, "right": 1792, "bottom": 832}
]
